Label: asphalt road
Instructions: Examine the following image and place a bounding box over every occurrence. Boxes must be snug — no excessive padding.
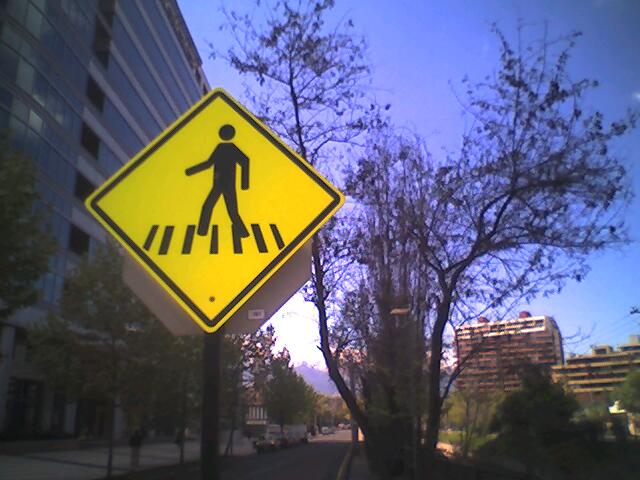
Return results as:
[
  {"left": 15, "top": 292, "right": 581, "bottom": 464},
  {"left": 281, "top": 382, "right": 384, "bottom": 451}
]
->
[
  {"left": 124, "top": 430, "right": 351, "bottom": 480},
  {"left": 217, "top": 430, "right": 350, "bottom": 480}
]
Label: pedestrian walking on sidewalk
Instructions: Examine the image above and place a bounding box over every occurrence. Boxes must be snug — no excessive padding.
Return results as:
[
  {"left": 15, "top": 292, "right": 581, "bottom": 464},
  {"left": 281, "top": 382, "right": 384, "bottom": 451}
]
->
[{"left": 129, "top": 429, "right": 143, "bottom": 469}]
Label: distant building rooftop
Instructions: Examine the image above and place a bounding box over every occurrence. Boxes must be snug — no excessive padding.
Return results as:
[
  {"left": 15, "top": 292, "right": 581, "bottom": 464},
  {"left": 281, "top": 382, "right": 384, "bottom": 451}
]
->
[{"left": 552, "top": 334, "right": 640, "bottom": 401}]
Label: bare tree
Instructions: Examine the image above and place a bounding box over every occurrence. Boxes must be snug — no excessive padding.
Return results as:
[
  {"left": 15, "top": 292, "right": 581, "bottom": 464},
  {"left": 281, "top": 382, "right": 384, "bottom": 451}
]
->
[
  {"left": 343, "top": 25, "right": 636, "bottom": 476},
  {"left": 217, "top": 0, "right": 375, "bottom": 445},
  {"left": 341, "top": 130, "right": 433, "bottom": 477},
  {"left": 220, "top": 8, "right": 636, "bottom": 476},
  {"left": 405, "top": 26, "right": 636, "bottom": 464}
]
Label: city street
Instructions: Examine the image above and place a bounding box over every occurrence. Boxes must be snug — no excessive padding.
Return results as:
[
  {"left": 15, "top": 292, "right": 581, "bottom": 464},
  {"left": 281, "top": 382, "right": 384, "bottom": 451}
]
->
[
  {"left": 216, "top": 430, "right": 350, "bottom": 480},
  {"left": 0, "top": 431, "right": 350, "bottom": 480}
]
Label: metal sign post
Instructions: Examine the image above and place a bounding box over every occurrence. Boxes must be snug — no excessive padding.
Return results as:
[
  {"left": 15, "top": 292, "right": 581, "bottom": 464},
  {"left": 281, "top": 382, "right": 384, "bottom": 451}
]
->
[{"left": 201, "top": 329, "right": 222, "bottom": 480}]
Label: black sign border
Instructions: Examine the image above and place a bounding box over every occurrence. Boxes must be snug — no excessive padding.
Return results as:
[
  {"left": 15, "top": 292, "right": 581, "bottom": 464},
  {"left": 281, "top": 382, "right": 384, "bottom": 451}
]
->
[{"left": 90, "top": 90, "right": 341, "bottom": 329}]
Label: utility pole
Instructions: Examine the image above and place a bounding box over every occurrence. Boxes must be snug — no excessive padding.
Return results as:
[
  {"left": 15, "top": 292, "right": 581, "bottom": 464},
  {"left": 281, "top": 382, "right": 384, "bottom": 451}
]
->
[{"left": 201, "top": 328, "right": 223, "bottom": 479}]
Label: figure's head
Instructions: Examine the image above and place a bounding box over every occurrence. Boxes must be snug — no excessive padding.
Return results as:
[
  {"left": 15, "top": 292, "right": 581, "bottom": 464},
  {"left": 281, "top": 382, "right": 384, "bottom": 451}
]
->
[{"left": 219, "top": 124, "right": 235, "bottom": 141}]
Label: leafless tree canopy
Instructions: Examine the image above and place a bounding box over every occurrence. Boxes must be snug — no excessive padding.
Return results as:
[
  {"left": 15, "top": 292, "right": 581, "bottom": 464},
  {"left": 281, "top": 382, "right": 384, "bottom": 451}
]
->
[
  {"left": 341, "top": 25, "right": 636, "bottom": 474},
  {"left": 218, "top": 0, "right": 378, "bottom": 464},
  {"left": 219, "top": 0, "right": 371, "bottom": 167},
  {"left": 219, "top": 7, "right": 637, "bottom": 476}
]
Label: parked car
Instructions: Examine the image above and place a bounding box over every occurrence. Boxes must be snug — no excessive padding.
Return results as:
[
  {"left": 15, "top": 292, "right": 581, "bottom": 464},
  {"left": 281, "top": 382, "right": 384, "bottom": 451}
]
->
[
  {"left": 254, "top": 424, "right": 309, "bottom": 452},
  {"left": 285, "top": 424, "right": 308, "bottom": 445},
  {"left": 253, "top": 435, "right": 278, "bottom": 453},
  {"left": 274, "top": 431, "right": 290, "bottom": 448}
]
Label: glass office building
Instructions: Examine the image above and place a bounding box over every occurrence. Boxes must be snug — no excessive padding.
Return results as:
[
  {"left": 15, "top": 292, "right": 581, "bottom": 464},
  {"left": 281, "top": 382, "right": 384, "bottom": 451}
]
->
[{"left": 0, "top": 0, "right": 208, "bottom": 438}]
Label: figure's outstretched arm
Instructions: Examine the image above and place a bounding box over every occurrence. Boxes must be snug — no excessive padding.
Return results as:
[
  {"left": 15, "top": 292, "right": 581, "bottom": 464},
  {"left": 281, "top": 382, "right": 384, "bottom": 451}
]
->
[{"left": 185, "top": 158, "right": 213, "bottom": 176}]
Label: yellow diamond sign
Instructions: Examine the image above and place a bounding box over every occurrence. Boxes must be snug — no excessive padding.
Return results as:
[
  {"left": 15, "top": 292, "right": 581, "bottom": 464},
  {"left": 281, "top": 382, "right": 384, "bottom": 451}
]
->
[{"left": 86, "top": 89, "right": 344, "bottom": 333}]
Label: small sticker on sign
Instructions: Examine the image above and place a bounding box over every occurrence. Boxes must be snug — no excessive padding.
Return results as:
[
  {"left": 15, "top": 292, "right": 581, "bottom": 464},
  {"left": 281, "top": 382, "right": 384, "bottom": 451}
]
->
[{"left": 248, "top": 309, "right": 265, "bottom": 320}]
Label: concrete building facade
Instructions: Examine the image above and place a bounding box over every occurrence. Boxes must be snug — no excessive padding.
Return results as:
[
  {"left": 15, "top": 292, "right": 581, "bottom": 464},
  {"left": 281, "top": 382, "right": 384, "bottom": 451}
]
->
[
  {"left": 0, "top": 0, "right": 207, "bottom": 439},
  {"left": 552, "top": 335, "right": 640, "bottom": 402},
  {"left": 455, "top": 312, "right": 564, "bottom": 392}
]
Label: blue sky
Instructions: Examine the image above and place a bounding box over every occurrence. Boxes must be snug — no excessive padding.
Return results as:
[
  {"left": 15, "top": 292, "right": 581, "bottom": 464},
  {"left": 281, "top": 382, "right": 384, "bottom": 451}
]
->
[{"left": 178, "top": 0, "right": 640, "bottom": 364}]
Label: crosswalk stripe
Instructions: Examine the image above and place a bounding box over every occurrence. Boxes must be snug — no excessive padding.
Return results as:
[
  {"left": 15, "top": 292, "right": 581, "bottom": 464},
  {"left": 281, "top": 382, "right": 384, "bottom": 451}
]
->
[
  {"left": 251, "top": 224, "right": 268, "bottom": 253},
  {"left": 141, "top": 224, "right": 285, "bottom": 254},
  {"left": 210, "top": 225, "right": 219, "bottom": 254},
  {"left": 159, "top": 226, "right": 174, "bottom": 255},
  {"left": 143, "top": 225, "right": 159, "bottom": 251},
  {"left": 182, "top": 225, "right": 195, "bottom": 254},
  {"left": 270, "top": 224, "right": 284, "bottom": 250},
  {"left": 232, "top": 226, "right": 243, "bottom": 254}
]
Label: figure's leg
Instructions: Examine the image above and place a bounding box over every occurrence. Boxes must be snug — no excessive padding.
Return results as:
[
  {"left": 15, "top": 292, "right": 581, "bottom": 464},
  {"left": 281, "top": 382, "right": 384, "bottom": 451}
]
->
[
  {"left": 198, "top": 188, "right": 221, "bottom": 236},
  {"left": 222, "top": 188, "right": 249, "bottom": 237}
]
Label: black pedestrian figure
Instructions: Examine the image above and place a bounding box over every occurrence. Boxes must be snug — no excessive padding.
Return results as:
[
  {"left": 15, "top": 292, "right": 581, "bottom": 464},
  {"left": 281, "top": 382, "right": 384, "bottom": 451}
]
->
[{"left": 185, "top": 124, "right": 250, "bottom": 237}]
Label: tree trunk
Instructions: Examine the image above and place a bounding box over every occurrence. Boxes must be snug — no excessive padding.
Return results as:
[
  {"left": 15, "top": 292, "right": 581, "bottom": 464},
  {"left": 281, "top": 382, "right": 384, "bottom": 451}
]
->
[
  {"left": 179, "top": 376, "right": 186, "bottom": 465},
  {"left": 349, "top": 368, "right": 359, "bottom": 449},
  {"left": 106, "top": 397, "right": 116, "bottom": 479},
  {"left": 224, "top": 400, "right": 237, "bottom": 456},
  {"left": 313, "top": 236, "right": 369, "bottom": 438},
  {"left": 413, "top": 315, "right": 425, "bottom": 480},
  {"left": 423, "top": 297, "right": 451, "bottom": 470},
  {"left": 290, "top": 78, "right": 375, "bottom": 472}
]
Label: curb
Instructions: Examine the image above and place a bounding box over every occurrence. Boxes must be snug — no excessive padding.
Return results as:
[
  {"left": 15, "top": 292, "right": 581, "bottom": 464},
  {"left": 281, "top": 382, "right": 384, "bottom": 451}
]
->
[
  {"left": 336, "top": 442, "right": 355, "bottom": 480},
  {"left": 112, "top": 461, "right": 199, "bottom": 480}
]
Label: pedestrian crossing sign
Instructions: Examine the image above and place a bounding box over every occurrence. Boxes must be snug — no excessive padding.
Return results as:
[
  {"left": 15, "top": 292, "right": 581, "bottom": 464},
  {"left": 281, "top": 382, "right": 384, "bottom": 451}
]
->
[{"left": 85, "top": 89, "right": 344, "bottom": 333}]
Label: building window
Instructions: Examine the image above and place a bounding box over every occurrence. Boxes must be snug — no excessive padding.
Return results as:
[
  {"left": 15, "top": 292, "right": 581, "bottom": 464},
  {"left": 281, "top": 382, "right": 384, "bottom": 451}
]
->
[
  {"left": 86, "top": 76, "right": 104, "bottom": 111},
  {"left": 92, "top": 19, "right": 111, "bottom": 68},
  {"left": 68, "top": 224, "right": 90, "bottom": 255},
  {"left": 74, "top": 171, "right": 95, "bottom": 201},
  {"left": 80, "top": 122, "right": 100, "bottom": 159},
  {"left": 5, "top": 377, "right": 43, "bottom": 437},
  {"left": 98, "top": 0, "right": 116, "bottom": 26}
]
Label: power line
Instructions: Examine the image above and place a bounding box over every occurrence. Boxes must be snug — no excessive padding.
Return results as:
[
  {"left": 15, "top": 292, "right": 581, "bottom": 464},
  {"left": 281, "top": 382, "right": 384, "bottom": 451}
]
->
[
  {"left": 589, "top": 315, "right": 637, "bottom": 346},
  {"left": 567, "top": 313, "right": 637, "bottom": 353}
]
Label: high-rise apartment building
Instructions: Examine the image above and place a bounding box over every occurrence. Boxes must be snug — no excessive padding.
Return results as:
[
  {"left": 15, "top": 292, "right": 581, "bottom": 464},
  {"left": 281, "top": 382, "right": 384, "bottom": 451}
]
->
[
  {"left": 552, "top": 335, "right": 640, "bottom": 402},
  {"left": 455, "top": 312, "right": 564, "bottom": 392},
  {"left": 0, "top": 0, "right": 208, "bottom": 438}
]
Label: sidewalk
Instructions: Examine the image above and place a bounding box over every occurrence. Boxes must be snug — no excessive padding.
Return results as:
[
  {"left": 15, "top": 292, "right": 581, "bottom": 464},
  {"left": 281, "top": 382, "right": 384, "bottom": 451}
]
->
[
  {"left": 0, "top": 440, "right": 200, "bottom": 480},
  {"left": 0, "top": 436, "right": 176, "bottom": 456},
  {"left": 346, "top": 442, "right": 457, "bottom": 479},
  {"left": 347, "top": 448, "right": 370, "bottom": 480}
]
